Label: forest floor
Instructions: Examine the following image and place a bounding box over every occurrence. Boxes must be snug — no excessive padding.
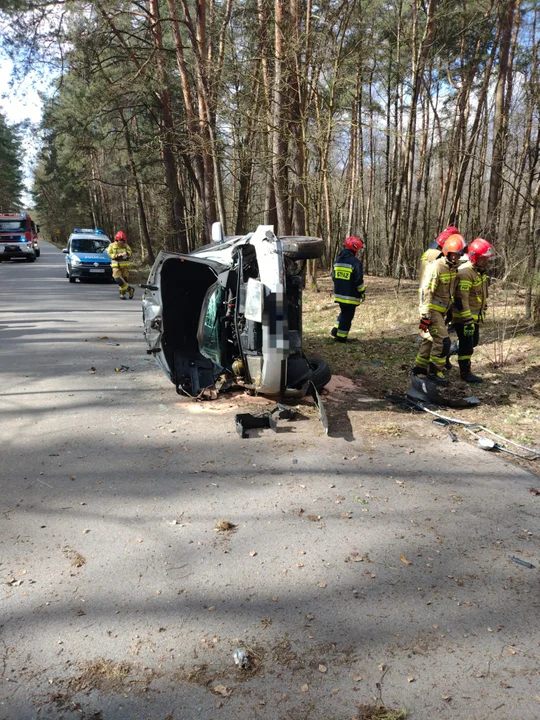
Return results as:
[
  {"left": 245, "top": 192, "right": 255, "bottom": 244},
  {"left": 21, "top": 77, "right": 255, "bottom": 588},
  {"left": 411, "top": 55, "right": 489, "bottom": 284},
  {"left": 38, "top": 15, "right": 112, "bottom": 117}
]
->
[{"left": 303, "top": 275, "right": 540, "bottom": 476}]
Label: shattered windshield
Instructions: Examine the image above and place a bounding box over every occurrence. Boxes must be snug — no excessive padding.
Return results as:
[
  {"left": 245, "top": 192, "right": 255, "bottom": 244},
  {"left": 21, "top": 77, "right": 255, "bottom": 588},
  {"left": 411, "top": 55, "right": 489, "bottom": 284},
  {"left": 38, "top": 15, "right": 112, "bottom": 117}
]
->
[
  {"left": 200, "top": 284, "right": 224, "bottom": 366},
  {"left": 71, "top": 238, "right": 110, "bottom": 253}
]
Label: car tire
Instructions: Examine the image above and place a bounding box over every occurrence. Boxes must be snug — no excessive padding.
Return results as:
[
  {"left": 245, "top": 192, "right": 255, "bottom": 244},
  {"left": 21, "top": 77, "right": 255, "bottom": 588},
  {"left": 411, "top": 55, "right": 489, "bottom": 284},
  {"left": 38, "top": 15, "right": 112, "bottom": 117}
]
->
[
  {"left": 26, "top": 255, "right": 36, "bottom": 263},
  {"left": 280, "top": 236, "right": 325, "bottom": 260},
  {"left": 35, "top": 249, "right": 41, "bottom": 257},
  {"left": 68, "top": 270, "right": 76, "bottom": 283},
  {"left": 308, "top": 356, "right": 332, "bottom": 390}
]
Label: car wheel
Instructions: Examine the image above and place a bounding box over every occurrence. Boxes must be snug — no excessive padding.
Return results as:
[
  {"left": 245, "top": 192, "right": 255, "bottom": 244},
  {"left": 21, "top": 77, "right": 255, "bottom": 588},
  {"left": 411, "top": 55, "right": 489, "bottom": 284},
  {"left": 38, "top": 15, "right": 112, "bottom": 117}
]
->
[
  {"left": 68, "top": 270, "right": 76, "bottom": 283},
  {"left": 26, "top": 255, "right": 36, "bottom": 263},
  {"left": 308, "top": 356, "right": 332, "bottom": 390},
  {"left": 280, "top": 236, "right": 325, "bottom": 260},
  {"left": 35, "top": 250, "right": 41, "bottom": 257}
]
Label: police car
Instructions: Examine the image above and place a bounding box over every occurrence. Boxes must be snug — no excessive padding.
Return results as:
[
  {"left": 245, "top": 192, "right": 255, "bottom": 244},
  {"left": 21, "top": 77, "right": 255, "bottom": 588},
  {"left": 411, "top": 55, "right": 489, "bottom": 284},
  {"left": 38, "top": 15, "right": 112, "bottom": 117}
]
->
[
  {"left": 142, "top": 224, "right": 331, "bottom": 399},
  {"left": 63, "top": 228, "right": 112, "bottom": 282}
]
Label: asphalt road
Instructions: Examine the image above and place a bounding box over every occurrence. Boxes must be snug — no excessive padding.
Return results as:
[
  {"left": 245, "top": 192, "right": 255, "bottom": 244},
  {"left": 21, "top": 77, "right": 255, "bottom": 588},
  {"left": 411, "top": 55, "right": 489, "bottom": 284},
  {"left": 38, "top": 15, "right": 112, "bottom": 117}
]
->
[{"left": 1, "top": 241, "right": 539, "bottom": 720}]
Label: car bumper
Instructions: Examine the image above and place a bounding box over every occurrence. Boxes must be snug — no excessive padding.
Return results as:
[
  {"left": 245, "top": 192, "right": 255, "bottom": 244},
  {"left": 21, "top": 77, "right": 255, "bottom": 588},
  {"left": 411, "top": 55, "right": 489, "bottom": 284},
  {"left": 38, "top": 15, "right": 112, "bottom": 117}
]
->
[
  {"left": 0, "top": 244, "right": 36, "bottom": 259},
  {"left": 69, "top": 266, "right": 112, "bottom": 278}
]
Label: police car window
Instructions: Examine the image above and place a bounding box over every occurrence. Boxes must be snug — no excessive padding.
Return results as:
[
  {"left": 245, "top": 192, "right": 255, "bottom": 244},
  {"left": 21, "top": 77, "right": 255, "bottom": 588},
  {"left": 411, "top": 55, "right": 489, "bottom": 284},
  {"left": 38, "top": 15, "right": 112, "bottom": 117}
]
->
[{"left": 71, "top": 238, "right": 109, "bottom": 252}]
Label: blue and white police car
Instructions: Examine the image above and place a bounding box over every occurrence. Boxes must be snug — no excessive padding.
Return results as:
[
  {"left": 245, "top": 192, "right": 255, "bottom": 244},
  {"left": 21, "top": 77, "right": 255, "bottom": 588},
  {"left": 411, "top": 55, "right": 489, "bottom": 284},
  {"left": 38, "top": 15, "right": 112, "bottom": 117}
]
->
[{"left": 63, "top": 228, "right": 112, "bottom": 283}]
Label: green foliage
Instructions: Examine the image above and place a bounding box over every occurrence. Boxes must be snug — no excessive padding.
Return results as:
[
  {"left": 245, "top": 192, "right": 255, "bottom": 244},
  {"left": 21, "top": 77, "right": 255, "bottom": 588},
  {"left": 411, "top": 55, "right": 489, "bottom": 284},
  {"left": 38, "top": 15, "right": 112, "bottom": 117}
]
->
[{"left": 0, "top": 112, "right": 24, "bottom": 211}]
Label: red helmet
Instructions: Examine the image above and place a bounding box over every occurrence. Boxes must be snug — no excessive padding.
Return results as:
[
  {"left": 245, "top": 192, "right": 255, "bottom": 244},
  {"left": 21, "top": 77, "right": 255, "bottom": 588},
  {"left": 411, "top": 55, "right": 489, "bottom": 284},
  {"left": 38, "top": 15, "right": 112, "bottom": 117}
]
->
[
  {"left": 435, "top": 226, "right": 460, "bottom": 247},
  {"left": 442, "top": 233, "right": 466, "bottom": 256},
  {"left": 115, "top": 231, "right": 127, "bottom": 242},
  {"left": 344, "top": 236, "right": 364, "bottom": 253},
  {"left": 468, "top": 238, "right": 493, "bottom": 264}
]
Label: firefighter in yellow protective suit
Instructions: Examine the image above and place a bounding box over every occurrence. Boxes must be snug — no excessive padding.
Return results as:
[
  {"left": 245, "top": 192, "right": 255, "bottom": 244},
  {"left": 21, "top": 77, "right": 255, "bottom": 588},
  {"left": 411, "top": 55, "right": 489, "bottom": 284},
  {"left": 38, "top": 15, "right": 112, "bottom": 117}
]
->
[
  {"left": 452, "top": 238, "right": 493, "bottom": 383},
  {"left": 107, "top": 231, "right": 135, "bottom": 299},
  {"left": 413, "top": 234, "right": 465, "bottom": 385},
  {"left": 418, "top": 225, "right": 459, "bottom": 284}
]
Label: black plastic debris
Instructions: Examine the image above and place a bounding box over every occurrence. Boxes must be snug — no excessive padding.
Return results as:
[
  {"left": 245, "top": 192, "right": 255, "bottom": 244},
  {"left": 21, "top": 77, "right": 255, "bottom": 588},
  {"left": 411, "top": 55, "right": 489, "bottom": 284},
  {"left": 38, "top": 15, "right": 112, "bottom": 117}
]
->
[
  {"left": 115, "top": 365, "right": 130, "bottom": 373},
  {"left": 407, "top": 373, "right": 480, "bottom": 408},
  {"left": 235, "top": 404, "right": 298, "bottom": 439}
]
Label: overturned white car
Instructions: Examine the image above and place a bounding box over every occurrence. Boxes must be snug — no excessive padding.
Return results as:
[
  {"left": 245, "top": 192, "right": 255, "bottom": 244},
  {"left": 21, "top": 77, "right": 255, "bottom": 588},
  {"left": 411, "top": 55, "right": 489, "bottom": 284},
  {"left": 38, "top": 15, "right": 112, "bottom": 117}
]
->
[{"left": 142, "top": 225, "right": 331, "bottom": 398}]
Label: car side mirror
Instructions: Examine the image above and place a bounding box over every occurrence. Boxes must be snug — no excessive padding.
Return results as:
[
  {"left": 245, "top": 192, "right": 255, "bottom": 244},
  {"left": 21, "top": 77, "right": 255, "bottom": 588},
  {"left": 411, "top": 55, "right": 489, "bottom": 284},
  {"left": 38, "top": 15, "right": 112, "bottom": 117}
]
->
[
  {"left": 212, "top": 221, "right": 224, "bottom": 244},
  {"left": 62, "top": 248, "right": 68, "bottom": 253}
]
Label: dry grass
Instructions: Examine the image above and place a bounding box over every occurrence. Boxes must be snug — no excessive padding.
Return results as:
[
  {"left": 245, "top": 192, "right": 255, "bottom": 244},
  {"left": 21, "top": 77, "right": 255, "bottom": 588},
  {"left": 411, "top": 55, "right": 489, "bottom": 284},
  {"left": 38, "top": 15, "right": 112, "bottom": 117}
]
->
[
  {"left": 63, "top": 546, "right": 86, "bottom": 568},
  {"left": 67, "top": 659, "right": 132, "bottom": 694},
  {"left": 370, "top": 423, "right": 403, "bottom": 437},
  {"left": 355, "top": 704, "right": 408, "bottom": 720}
]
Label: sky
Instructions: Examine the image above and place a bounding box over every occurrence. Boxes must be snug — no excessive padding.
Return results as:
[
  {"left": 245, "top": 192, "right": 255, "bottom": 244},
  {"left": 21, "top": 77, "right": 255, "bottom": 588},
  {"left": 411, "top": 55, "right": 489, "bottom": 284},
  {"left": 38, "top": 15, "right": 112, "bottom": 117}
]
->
[{"left": 0, "top": 58, "right": 44, "bottom": 206}]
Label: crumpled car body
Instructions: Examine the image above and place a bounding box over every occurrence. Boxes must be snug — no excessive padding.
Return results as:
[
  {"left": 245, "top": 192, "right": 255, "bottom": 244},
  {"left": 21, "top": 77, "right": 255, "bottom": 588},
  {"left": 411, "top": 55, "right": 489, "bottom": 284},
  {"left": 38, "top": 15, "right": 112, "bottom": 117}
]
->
[{"left": 142, "top": 225, "right": 331, "bottom": 398}]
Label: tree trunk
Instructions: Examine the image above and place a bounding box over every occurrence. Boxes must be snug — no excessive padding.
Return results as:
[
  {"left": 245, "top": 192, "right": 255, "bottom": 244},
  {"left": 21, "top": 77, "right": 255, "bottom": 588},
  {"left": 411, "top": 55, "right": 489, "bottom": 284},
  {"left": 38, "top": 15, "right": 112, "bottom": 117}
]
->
[
  {"left": 272, "top": 0, "right": 291, "bottom": 234},
  {"left": 486, "top": 0, "right": 517, "bottom": 239}
]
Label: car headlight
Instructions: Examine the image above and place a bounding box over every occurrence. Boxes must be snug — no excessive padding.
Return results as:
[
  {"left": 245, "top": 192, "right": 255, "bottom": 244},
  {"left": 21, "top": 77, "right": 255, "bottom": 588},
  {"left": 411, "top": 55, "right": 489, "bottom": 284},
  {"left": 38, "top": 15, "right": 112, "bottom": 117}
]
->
[{"left": 71, "top": 256, "right": 82, "bottom": 265}]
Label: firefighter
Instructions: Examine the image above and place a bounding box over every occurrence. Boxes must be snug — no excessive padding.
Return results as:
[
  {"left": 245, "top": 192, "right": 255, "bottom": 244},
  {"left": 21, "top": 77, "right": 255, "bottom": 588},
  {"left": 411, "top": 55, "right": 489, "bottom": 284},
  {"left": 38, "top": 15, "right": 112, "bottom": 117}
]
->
[
  {"left": 107, "top": 231, "right": 135, "bottom": 300},
  {"left": 452, "top": 238, "right": 493, "bottom": 383},
  {"left": 418, "top": 225, "right": 461, "bottom": 370},
  {"left": 330, "top": 236, "right": 365, "bottom": 343},
  {"left": 413, "top": 233, "right": 465, "bottom": 384},
  {"left": 418, "top": 225, "right": 459, "bottom": 284}
]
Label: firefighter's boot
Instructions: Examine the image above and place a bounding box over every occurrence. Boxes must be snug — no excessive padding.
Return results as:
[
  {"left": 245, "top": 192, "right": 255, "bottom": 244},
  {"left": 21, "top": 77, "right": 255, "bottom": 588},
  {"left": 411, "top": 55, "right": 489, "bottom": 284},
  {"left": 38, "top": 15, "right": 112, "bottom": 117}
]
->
[
  {"left": 119, "top": 293, "right": 126, "bottom": 300},
  {"left": 427, "top": 363, "right": 449, "bottom": 386},
  {"left": 128, "top": 286, "right": 135, "bottom": 299},
  {"left": 460, "top": 362, "right": 483, "bottom": 383}
]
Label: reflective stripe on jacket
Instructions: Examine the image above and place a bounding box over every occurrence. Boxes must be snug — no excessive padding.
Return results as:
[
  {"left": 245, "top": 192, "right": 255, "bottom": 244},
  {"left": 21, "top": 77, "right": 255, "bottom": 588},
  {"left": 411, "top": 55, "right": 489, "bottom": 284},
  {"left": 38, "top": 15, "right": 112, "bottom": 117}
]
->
[
  {"left": 452, "top": 261, "right": 488, "bottom": 324},
  {"left": 107, "top": 241, "right": 133, "bottom": 268},
  {"left": 419, "top": 256, "right": 457, "bottom": 315},
  {"left": 332, "top": 248, "right": 365, "bottom": 305}
]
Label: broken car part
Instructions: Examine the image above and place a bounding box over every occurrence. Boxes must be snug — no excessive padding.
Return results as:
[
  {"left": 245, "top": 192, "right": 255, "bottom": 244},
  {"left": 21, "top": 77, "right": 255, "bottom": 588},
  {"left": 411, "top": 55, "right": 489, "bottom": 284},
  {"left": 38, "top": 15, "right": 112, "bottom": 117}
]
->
[
  {"left": 235, "top": 404, "right": 298, "bottom": 438},
  {"left": 388, "top": 392, "right": 540, "bottom": 461},
  {"left": 509, "top": 556, "right": 536, "bottom": 569},
  {"left": 408, "top": 373, "right": 480, "bottom": 408},
  {"left": 463, "top": 428, "right": 540, "bottom": 460}
]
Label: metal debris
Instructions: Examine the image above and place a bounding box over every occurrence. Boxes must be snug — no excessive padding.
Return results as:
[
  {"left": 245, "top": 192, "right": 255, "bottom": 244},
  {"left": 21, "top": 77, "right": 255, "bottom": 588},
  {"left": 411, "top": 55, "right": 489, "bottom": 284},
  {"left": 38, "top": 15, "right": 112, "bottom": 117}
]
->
[{"left": 509, "top": 556, "right": 536, "bottom": 569}]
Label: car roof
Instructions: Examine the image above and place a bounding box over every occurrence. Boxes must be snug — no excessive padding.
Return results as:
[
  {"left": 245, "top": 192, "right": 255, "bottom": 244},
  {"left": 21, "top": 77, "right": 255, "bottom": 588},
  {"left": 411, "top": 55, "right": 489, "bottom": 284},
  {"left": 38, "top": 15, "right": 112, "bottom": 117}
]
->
[{"left": 69, "top": 233, "right": 110, "bottom": 241}]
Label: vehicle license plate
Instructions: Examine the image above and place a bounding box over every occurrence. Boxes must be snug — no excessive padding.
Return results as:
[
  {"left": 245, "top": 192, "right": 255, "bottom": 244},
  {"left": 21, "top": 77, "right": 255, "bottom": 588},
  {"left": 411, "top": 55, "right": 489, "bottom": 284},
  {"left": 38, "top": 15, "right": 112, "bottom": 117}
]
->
[{"left": 89, "top": 269, "right": 105, "bottom": 273}]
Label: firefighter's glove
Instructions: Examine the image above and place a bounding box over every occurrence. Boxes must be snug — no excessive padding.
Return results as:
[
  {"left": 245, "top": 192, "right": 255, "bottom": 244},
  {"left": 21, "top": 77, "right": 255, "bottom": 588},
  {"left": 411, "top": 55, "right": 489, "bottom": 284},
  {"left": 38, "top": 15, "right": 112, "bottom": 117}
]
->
[
  {"left": 464, "top": 323, "right": 475, "bottom": 337},
  {"left": 419, "top": 315, "right": 431, "bottom": 333},
  {"left": 358, "top": 289, "right": 366, "bottom": 303}
]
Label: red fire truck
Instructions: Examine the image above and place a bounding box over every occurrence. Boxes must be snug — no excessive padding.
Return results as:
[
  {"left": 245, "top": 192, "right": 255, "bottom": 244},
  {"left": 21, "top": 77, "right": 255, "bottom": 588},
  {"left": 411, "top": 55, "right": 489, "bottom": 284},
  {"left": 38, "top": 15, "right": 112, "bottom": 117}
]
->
[{"left": 0, "top": 212, "right": 40, "bottom": 262}]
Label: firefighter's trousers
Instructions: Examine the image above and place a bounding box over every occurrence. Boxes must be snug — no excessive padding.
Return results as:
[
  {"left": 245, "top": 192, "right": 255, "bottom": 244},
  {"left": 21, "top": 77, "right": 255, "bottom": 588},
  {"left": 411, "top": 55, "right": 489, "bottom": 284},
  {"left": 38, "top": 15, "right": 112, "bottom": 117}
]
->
[
  {"left": 333, "top": 303, "right": 357, "bottom": 339},
  {"left": 112, "top": 265, "right": 131, "bottom": 296},
  {"left": 455, "top": 322, "right": 480, "bottom": 374},
  {"left": 415, "top": 310, "right": 450, "bottom": 373}
]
